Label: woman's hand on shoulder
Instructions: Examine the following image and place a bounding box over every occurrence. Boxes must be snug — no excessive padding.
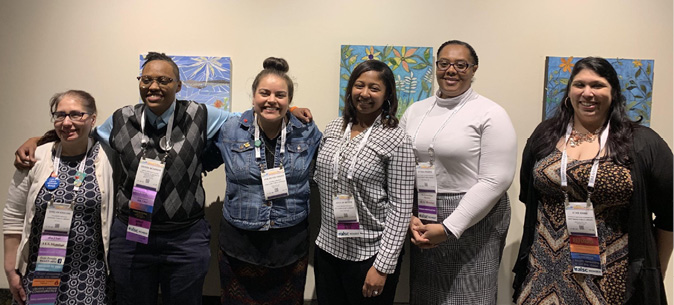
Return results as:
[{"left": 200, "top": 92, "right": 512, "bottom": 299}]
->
[{"left": 14, "top": 137, "right": 40, "bottom": 170}]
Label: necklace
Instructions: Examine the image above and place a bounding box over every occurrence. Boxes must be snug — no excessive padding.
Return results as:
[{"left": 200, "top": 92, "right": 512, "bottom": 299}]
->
[{"left": 569, "top": 128, "right": 600, "bottom": 147}]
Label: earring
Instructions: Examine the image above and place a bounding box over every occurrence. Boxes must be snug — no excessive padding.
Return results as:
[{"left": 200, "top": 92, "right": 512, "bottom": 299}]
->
[
  {"left": 564, "top": 96, "right": 571, "bottom": 109},
  {"left": 383, "top": 100, "right": 391, "bottom": 119}
]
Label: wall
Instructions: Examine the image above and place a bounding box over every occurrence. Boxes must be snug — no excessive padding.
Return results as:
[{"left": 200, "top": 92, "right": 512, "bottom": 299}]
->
[{"left": 1, "top": 1, "right": 671, "bottom": 303}]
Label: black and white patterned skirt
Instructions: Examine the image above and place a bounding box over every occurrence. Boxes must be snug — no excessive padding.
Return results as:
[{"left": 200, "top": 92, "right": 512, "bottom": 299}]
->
[{"left": 410, "top": 193, "right": 510, "bottom": 305}]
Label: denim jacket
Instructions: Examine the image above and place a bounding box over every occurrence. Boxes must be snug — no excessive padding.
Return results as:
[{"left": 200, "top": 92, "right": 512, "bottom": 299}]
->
[{"left": 217, "top": 109, "right": 322, "bottom": 231}]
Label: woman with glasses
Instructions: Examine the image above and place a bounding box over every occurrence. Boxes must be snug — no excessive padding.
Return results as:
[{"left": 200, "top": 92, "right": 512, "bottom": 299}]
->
[
  {"left": 400, "top": 40, "right": 516, "bottom": 304},
  {"left": 313, "top": 60, "right": 414, "bottom": 305},
  {"left": 3, "top": 90, "right": 114, "bottom": 305}
]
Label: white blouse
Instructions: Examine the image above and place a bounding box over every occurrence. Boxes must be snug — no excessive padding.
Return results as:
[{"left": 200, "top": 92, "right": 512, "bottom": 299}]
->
[{"left": 400, "top": 88, "right": 517, "bottom": 238}]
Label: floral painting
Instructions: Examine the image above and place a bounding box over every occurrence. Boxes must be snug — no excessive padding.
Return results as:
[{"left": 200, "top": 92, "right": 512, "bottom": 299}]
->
[
  {"left": 140, "top": 54, "right": 232, "bottom": 111},
  {"left": 544, "top": 56, "right": 653, "bottom": 126},
  {"left": 339, "top": 45, "right": 434, "bottom": 117}
]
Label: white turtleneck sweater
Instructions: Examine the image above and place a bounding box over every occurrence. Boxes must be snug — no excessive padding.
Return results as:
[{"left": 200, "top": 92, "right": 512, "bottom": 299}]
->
[{"left": 400, "top": 88, "right": 517, "bottom": 238}]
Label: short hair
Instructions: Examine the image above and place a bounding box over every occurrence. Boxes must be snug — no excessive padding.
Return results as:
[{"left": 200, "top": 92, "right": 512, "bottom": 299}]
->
[
  {"left": 437, "top": 40, "right": 479, "bottom": 66},
  {"left": 252, "top": 57, "right": 294, "bottom": 103},
  {"left": 342, "top": 60, "right": 399, "bottom": 129},
  {"left": 141, "top": 52, "right": 181, "bottom": 81}
]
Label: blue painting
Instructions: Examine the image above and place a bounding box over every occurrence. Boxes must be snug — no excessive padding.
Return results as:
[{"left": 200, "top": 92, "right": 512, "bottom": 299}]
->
[
  {"left": 339, "top": 45, "right": 434, "bottom": 117},
  {"left": 544, "top": 56, "right": 653, "bottom": 126},
  {"left": 140, "top": 54, "right": 232, "bottom": 111}
]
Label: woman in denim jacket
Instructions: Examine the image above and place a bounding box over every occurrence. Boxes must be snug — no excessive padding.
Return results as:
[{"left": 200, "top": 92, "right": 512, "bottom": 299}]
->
[{"left": 215, "top": 57, "right": 321, "bottom": 305}]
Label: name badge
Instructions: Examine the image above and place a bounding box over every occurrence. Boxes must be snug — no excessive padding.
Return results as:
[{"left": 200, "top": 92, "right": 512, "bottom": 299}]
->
[
  {"left": 416, "top": 162, "right": 438, "bottom": 221},
  {"left": 332, "top": 194, "right": 362, "bottom": 238},
  {"left": 565, "top": 202, "right": 602, "bottom": 276},
  {"left": 43, "top": 203, "right": 74, "bottom": 233},
  {"left": 127, "top": 157, "right": 165, "bottom": 244},
  {"left": 261, "top": 167, "right": 289, "bottom": 200}
]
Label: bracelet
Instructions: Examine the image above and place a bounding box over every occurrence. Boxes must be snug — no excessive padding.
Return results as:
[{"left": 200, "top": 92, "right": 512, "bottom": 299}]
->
[{"left": 289, "top": 106, "right": 298, "bottom": 112}]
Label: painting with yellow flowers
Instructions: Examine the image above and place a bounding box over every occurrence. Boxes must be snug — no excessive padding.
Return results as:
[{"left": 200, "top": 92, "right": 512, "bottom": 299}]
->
[
  {"left": 544, "top": 56, "right": 653, "bottom": 126},
  {"left": 140, "top": 54, "right": 232, "bottom": 111},
  {"left": 339, "top": 45, "right": 434, "bottom": 117}
]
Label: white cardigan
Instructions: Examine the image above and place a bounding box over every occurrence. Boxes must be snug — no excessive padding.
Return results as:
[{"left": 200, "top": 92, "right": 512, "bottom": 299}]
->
[{"left": 3, "top": 142, "right": 115, "bottom": 274}]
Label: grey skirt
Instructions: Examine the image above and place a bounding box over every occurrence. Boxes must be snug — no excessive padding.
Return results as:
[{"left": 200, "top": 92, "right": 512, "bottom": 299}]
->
[{"left": 410, "top": 193, "right": 510, "bottom": 305}]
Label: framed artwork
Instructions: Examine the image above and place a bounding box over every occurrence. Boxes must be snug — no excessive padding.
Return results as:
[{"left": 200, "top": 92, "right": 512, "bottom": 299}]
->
[
  {"left": 339, "top": 45, "right": 434, "bottom": 117},
  {"left": 140, "top": 54, "right": 232, "bottom": 111},
  {"left": 544, "top": 56, "right": 653, "bottom": 125}
]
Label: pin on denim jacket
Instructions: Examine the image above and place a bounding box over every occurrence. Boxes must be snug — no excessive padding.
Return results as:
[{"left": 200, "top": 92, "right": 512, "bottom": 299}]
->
[{"left": 216, "top": 109, "right": 322, "bottom": 231}]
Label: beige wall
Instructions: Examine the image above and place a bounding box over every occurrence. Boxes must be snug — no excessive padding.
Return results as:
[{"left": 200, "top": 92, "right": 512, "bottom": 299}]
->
[{"left": 1, "top": 1, "right": 671, "bottom": 303}]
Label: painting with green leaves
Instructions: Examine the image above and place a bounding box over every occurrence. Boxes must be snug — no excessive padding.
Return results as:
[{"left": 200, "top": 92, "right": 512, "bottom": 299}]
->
[
  {"left": 140, "top": 54, "right": 232, "bottom": 111},
  {"left": 339, "top": 45, "right": 434, "bottom": 117},
  {"left": 544, "top": 56, "right": 653, "bottom": 126}
]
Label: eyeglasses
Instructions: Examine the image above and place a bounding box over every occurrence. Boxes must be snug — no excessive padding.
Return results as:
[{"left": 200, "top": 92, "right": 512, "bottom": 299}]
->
[
  {"left": 137, "top": 75, "right": 174, "bottom": 86},
  {"left": 435, "top": 60, "right": 475, "bottom": 72},
  {"left": 52, "top": 111, "right": 92, "bottom": 122}
]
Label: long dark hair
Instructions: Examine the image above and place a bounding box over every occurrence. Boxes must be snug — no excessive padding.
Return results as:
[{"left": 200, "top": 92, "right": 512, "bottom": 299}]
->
[
  {"left": 531, "top": 57, "right": 636, "bottom": 165},
  {"left": 342, "top": 60, "right": 398, "bottom": 129}
]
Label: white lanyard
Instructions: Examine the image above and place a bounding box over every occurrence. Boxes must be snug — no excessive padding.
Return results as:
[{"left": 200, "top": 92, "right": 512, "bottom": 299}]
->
[
  {"left": 52, "top": 139, "right": 92, "bottom": 194},
  {"left": 254, "top": 113, "right": 287, "bottom": 169},
  {"left": 560, "top": 122, "right": 610, "bottom": 204},
  {"left": 332, "top": 118, "right": 379, "bottom": 182},
  {"left": 140, "top": 106, "right": 175, "bottom": 159},
  {"left": 411, "top": 90, "right": 475, "bottom": 164}
]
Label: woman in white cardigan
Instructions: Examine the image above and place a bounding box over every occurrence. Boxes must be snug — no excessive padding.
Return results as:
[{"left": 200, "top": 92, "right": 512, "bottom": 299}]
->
[{"left": 3, "top": 90, "right": 114, "bottom": 305}]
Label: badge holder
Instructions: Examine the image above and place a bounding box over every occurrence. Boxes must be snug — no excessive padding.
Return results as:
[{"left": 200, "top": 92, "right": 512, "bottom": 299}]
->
[
  {"left": 126, "top": 108, "right": 171, "bottom": 244},
  {"left": 255, "top": 114, "right": 290, "bottom": 201},
  {"left": 560, "top": 122, "right": 609, "bottom": 276},
  {"left": 416, "top": 157, "right": 438, "bottom": 221},
  {"left": 564, "top": 193, "right": 602, "bottom": 276},
  {"left": 31, "top": 142, "right": 89, "bottom": 305},
  {"left": 333, "top": 194, "right": 362, "bottom": 238}
]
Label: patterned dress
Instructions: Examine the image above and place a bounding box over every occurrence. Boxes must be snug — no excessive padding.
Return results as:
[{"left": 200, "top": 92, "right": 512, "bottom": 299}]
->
[
  {"left": 516, "top": 149, "right": 632, "bottom": 305},
  {"left": 20, "top": 144, "right": 108, "bottom": 305}
]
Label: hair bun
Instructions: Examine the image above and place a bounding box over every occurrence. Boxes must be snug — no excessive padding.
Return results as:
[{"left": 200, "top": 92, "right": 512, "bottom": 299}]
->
[{"left": 262, "top": 57, "right": 289, "bottom": 73}]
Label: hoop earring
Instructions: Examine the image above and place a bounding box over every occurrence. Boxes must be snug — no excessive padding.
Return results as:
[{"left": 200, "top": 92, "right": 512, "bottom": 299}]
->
[{"left": 564, "top": 96, "right": 571, "bottom": 109}]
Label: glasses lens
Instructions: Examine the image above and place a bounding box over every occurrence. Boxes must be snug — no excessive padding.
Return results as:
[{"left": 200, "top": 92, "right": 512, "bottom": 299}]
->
[
  {"left": 158, "top": 77, "right": 172, "bottom": 85},
  {"left": 436, "top": 61, "right": 449, "bottom": 70},
  {"left": 456, "top": 62, "right": 469, "bottom": 71},
  {"left": 52, "top": 112, "right": 65, "bottom": 121},
  {"left": 70, "top": 112, "right": 83, "bottom": 120}
]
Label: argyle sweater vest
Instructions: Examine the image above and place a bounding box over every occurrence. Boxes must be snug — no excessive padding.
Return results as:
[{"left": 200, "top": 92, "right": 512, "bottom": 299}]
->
[{"left": 110, "top": 100, "right": 208, "bottom": 231}]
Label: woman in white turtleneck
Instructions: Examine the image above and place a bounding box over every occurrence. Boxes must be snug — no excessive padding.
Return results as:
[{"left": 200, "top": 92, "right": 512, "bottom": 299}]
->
[{"left": 400, "top": 40, "right": 516, "bottom": 305}]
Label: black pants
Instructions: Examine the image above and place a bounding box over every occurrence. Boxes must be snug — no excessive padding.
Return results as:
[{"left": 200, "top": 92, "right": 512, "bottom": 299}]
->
[
  {"left": 108, "top": 218, "right": 211, "bottom": 305},
  {"left": 314, "top": 247, "right": 403, "bottom": 305}
]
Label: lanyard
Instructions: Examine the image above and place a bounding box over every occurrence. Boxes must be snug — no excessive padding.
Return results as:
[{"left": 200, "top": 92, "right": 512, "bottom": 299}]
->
[
  {"left": 140, "top": 106, "right": 174, "bottom": 161},
  {"left": 332, "top": 117, "right": 379, "bottom": 182},
  {"left": 254, "top": 113, "right": 287, "bottom": 170},
  {"left": 51, "top": 139, "right": 92, "bottom": 201},
  {"left": 560, "top": 122, "right": 610, "bottom": 206},
  {"left": 410, "top": 90, "right": 475, "bottom": 164}
]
